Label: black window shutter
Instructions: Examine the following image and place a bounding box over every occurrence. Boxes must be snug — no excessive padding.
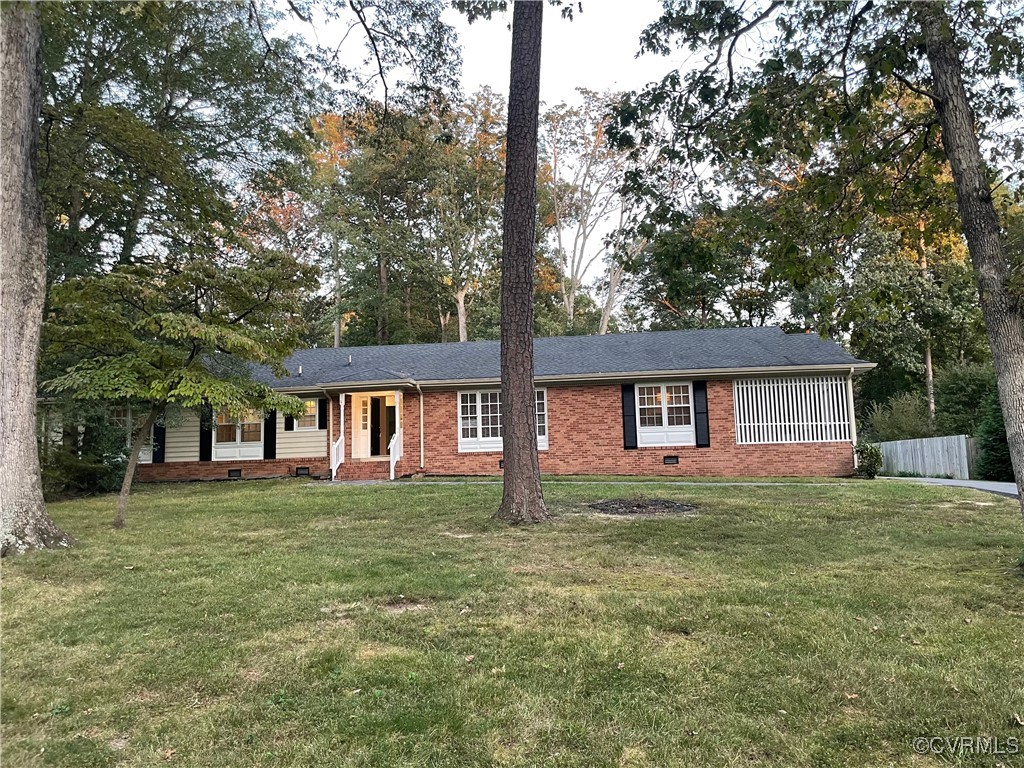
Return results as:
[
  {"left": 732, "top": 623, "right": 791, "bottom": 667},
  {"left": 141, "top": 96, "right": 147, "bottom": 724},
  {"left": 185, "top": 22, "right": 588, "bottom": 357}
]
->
[
  {"left": 693, "top": 380, "right": 710, "bottom": 448},
  {"left": 317, "top": 397, "right": 328, "bottom": 430},
  {"left": 284, "top": 414, "right": 294, "bottom": 431},
  {"left": 152, "top": 423, "right": 166, "bottom": 464},
  {"left": 621, "top": 384, "right": 638, "bottom": 450},
  {"left": 199, "top": 404, "right": 213, "bottom": 462},
  {"left": 263, "top": 410, "right": 277, "bottom": 460}
]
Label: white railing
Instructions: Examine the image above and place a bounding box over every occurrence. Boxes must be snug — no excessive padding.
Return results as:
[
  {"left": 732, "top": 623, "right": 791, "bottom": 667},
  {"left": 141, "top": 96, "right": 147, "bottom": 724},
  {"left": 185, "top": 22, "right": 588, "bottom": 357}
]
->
[
  {"left": 388, "top": 428, "right": 402, "bottom": 481},
  {"left": 330, "top": 434, "right": 344, "bottom": 480}
]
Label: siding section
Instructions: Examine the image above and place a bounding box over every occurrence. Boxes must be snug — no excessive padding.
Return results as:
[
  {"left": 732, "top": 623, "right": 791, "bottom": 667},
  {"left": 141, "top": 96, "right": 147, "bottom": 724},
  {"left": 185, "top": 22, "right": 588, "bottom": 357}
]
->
[
  {"left": 277, "top": 411, "right": 327, "bottom": 458},
  {"left": 164, "top": 408, "right": 201, "bottom": 463}
]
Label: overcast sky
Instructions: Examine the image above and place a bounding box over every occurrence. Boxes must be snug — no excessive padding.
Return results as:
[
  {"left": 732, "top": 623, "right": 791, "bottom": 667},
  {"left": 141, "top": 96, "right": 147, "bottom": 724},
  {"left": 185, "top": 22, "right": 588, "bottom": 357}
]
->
[{"left": 443, "top": 1, "right": 674, "bottom": 105}]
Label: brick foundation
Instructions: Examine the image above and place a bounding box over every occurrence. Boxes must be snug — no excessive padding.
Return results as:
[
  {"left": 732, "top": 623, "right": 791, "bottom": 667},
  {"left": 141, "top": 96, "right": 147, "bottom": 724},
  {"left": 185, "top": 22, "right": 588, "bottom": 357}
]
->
[{"left": 137, "top": 456, "right": 329, "bottom": 482}]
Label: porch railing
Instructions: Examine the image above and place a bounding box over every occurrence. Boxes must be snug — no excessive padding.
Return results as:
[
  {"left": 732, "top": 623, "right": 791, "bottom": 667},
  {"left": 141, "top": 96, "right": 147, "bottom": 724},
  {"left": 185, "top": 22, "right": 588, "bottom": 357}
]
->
[
  {"left": 388, "top": 428, "right": 402, "bottom": 481},
  {"left": 330, "top": 434, "right": 344, "bottom": 480}
]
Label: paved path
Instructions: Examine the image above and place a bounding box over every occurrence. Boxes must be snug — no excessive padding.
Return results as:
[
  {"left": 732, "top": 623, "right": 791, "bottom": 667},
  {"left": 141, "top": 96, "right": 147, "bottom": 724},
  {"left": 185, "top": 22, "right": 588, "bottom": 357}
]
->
[
  {"left": 317, "top": 479, "right": 855, "bottom": 488},
  {"left": 882, "top": 476, "right": 1020, "bottom": 499}
]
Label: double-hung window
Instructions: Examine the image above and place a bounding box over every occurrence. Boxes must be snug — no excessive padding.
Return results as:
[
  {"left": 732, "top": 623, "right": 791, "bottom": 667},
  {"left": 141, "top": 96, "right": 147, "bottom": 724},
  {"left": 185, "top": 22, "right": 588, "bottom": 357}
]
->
[
  {"left": 296, "top": 399, "right": 318, "bottom": 430},
  {"left": 214, "top": 409, "right": 263, "bottom": 460},
  {"left": 635, "top": 383, "right": 695, "bottom": 447},
  {"left": 459, "top": 389, "right": 548, "bottom": 452}
]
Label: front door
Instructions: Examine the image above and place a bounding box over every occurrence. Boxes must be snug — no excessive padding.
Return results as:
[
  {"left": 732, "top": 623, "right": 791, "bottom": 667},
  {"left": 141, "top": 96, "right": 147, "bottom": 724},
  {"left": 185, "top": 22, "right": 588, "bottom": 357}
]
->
[
  {"left": 352, "top": 394, "right": 371, "bottom": 459},
  {"left": 351, "top": 392, "right": 399, "bottom": 459}
]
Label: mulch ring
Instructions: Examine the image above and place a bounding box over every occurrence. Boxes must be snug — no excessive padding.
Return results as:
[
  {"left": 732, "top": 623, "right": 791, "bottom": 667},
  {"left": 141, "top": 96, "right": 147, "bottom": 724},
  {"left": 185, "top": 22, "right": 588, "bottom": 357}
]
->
[{"left": 588, "top": 498, "right": 698, "bottom": 517}]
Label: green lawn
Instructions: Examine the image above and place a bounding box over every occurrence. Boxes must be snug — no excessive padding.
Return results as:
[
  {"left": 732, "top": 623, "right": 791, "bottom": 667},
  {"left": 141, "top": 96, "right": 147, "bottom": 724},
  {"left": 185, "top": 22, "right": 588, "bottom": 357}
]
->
[{"left": 2, "top": 479, "right": 1022, "bottom": 767}]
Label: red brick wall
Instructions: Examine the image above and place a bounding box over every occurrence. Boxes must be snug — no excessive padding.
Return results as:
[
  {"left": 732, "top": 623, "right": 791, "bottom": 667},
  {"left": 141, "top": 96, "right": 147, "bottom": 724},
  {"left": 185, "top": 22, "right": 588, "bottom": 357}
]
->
[
  {"left": 394, "top": 380, "right": 853, "bottom": 478},
  {"left": 139, "top": 380, "right": 854, "bottom": 481}
]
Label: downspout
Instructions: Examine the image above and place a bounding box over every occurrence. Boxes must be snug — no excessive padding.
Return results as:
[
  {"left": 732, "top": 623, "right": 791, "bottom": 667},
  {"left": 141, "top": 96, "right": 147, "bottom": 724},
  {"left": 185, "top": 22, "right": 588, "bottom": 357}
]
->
[
  {"left": 847, "top": 367, "right": 858, "bottom": 468},
  {"left": 410, "top": 379, "right": 425, "bottom": 470},
  {"left": 378, "top": 368, "right": 426, "bottom": 470}
]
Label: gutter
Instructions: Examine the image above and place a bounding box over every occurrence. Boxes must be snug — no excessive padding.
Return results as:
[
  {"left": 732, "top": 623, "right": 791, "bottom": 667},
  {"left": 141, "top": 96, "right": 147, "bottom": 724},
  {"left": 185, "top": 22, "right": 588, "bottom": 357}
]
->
[{"left": 308, "top": 362, "right": 877, "bottom": 391}]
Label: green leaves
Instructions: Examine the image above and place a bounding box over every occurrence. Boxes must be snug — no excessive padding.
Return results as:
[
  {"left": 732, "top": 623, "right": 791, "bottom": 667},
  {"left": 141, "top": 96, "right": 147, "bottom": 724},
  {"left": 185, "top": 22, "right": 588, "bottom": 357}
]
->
[{"left": 43, "top": 244, "right": 315, "bottom": 422}]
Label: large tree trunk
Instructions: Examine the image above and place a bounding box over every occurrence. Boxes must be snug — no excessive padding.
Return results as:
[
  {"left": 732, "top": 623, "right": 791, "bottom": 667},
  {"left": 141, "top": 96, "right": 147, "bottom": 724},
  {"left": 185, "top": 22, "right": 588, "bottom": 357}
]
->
[
  {"left": 0, "top": 2, "right": 73, "bottom": 556},
  {"left": 113, "top": 405, "right": 159, "bottom": 529},
  {"left": 496, "top": 0, "right": 548, "bottom": 524},
  {"left": 920, "top": 3, "right": 1024, "bottom": 518},
  {"left": 455, "top": 284, "right": 469, "bottom": 342}
]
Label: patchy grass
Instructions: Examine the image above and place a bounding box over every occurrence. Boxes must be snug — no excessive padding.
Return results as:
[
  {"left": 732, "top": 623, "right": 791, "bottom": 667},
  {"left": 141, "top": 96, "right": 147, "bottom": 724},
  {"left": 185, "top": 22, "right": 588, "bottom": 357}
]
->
[{"left": 2, "top": 478, "right": 1022, "bottom": 767}]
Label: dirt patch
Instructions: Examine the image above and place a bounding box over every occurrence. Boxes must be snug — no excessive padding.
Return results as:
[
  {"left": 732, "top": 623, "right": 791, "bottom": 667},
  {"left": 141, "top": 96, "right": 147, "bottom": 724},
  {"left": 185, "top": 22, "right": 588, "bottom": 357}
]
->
[
  {"left": 588, "top": 498, "right": 698, "bottom": 516},
  {"left": 381, "top": 597, "right": 431, "bottom": 614},
  {"left": 109, "top": 736, "right": 130, "bottom": 751}
]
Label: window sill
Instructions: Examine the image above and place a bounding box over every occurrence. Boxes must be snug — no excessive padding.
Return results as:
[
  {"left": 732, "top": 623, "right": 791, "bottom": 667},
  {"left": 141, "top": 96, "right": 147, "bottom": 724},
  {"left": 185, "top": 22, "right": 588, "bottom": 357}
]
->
[{"left": 458, "top": 442, "right": 549, "bottom": 454}]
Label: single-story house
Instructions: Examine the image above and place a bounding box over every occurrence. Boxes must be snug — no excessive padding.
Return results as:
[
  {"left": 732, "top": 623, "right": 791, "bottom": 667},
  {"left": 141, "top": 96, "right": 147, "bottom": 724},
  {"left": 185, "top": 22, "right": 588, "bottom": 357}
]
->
[{"left": 135, "top": 326, "right": 874, "bottom": 483}]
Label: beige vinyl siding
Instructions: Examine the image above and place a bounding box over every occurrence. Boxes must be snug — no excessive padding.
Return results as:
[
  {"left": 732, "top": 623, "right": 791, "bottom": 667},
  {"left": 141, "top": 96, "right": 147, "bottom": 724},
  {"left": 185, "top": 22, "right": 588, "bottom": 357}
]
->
[
  {"left": 164, "top": 409, "right": 201, "bottom": 463},
  {"left": 277, "top": 410, "right": 327, "bottom": 458}
]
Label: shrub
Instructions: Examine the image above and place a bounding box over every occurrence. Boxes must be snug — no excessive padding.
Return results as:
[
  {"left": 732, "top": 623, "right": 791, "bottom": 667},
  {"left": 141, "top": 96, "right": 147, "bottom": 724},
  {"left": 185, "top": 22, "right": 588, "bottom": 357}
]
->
[
  {"left": 934, "top": 364, "right": 996, "bottom": 437},
  {"left": 974, "top": 390, "right": 1014, "bottom": 482},
  {"left": 855, "top": 442, "right": 883, "bottom": 479},
  {"left": 38, "top": 402, "right": 128, "bottom": 500},
  {"left": 867, "top": 392, "right": 936, "bottom": 442}
]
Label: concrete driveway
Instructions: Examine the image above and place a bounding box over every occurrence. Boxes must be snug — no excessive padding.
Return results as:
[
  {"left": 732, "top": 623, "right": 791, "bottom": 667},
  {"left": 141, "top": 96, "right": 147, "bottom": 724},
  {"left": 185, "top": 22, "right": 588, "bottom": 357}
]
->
[{"left": 883, "top": 476, "right": 1020, "bottom": 499}]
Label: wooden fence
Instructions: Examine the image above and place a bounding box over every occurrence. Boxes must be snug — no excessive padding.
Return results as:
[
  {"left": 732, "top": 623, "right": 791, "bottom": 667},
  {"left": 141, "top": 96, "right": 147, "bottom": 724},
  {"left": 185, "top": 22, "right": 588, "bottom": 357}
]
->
[{"left": 878, "top": 434, "right": 976, "bottom": 480}]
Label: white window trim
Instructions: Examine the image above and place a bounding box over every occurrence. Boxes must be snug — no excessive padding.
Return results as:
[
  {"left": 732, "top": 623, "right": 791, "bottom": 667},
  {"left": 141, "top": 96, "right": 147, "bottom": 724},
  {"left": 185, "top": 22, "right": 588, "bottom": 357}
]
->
[
  {"left": 295, "top": 398, "right": 320, "bottom": 431},
  {"left": 458, "top": 388, "right": 549, "bottom": 453},
  {"left": 635, "top": 382, "right": 696, "bottom": 448},
  {"left": 213, "top": 411, "right": 263, "bottom": 461}
]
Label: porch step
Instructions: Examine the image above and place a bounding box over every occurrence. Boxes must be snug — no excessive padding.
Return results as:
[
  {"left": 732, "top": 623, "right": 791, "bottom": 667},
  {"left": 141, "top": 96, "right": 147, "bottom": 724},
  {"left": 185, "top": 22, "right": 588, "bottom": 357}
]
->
[{"left": 335, "top": 461, "right": 393, "bottom": 481}]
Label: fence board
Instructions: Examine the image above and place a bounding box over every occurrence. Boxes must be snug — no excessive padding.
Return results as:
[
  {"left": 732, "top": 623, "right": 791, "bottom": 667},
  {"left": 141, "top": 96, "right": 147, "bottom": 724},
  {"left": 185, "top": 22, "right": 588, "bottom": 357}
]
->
[{"left": 878, "top": 435, "right": 973, "bottom": 480}]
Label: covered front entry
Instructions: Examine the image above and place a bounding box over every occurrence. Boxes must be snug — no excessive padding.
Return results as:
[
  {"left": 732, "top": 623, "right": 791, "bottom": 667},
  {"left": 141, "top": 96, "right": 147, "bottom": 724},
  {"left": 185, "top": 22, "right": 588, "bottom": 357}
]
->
[
  {"left": 351, "top": 391, "right": 399, "bottom": 459},
  {"left": 330, "top": 389, "right": 404, "bottom": 481}
]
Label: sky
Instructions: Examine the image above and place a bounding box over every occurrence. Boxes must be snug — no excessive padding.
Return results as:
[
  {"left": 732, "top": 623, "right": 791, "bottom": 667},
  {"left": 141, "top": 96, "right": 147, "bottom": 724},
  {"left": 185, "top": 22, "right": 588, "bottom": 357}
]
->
[{"left": 441, "top": 0, "right": 675, "bottom": 106}]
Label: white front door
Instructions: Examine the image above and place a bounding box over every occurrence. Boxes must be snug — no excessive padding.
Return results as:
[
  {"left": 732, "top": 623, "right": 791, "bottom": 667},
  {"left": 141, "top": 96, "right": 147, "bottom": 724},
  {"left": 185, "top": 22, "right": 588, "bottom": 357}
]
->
[{"left": 352, "top": 394, "right": 371, "bottom": 459}]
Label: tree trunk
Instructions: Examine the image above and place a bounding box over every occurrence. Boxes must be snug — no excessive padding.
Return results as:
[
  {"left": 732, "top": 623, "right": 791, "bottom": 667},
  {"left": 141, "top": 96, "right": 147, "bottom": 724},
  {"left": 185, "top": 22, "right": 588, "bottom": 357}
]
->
[
  {"left": 0, "top": 2, "right": 73, "bottom": 556},
  {"left": 920, "top": 2, "right": 1024, "bottom": 518},
  {"left": 599, "top": 264, "right": 624, "bottom": 335},
  {"left": 918, "top": 219, "right": 935, "bottom": 419},
  {"left": 113, "top": 405, "right": 159, "bottom": 529},
  {"left": 376, "top": 254, "right": 388, "bottom": 344},
  {"left": 455, "top": 284, "right": 469, "bottom": 342},
  {"left": 496, "top": 0, "right": 548, "bottom": 524}
]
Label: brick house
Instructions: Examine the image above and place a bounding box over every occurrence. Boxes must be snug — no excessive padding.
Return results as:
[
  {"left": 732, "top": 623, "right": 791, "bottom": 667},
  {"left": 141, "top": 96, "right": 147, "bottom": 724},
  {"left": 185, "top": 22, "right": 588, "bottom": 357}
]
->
[{"left": 136, "top": 327, "right": 874, "bottom": 483}]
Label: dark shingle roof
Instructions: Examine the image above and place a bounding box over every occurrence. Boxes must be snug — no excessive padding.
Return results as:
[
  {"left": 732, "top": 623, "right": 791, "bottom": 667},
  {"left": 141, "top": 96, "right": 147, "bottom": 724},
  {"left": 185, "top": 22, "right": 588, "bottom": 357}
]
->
[{"left": 257, "top": 327, "right": 871, "bottom": 390}]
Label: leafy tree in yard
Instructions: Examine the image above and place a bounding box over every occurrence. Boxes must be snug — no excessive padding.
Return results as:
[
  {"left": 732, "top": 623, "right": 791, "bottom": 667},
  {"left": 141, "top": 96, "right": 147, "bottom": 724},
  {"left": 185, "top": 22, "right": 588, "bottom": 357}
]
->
[
  {"left": 44, "top": 248, "right": 317, "bottom": 528},
  {"left": 1, "top": 1, "right": 72, "bottom": 556},
  {"left": 612, "top": 0, "right": 1024, "bottom": 516}
]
